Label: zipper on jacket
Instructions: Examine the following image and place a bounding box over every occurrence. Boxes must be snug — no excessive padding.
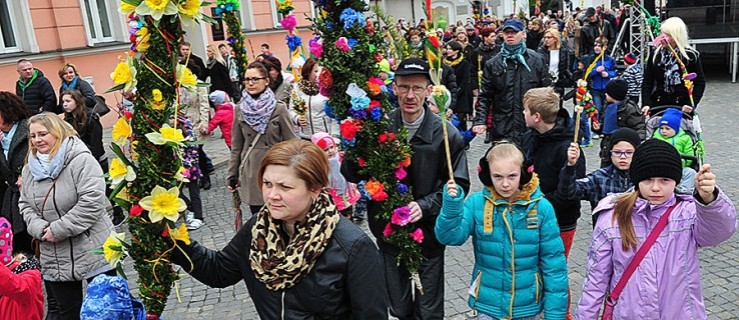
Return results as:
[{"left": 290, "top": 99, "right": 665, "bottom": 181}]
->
[
  {"left": 535, "top": 273, "right": 541, "bottom": 304},
  {"left": 501, "top": 206, "right": 516, "bottom": 319},
  {"left": 281, "top": 291, "right": 286, "bottom": 320},
  {"left": 52, "top": 186, "right": 75, "bottom": 281}
]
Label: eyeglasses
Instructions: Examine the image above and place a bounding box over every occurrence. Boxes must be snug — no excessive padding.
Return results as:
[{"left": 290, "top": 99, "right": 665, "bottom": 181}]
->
[
  {"left": 395, "top": 85, "right": 427, "bottom": 95},
  {"left": 244, "top": 77, "right": 267, "bottom": 84},
  {"left": 610, "top": 150, "right": 635, "bottom": 158}
]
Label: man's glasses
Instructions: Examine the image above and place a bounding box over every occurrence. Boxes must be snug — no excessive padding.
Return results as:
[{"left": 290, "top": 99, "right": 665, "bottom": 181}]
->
[
  {"left": 244, "top": 77, "right": 267, "bottom": 84},
  {"left": 610, "top": 150, "right": 635, "bottom": 158},
  {"left": 395, "top": 85, "right": 427, "bottom": 95}
]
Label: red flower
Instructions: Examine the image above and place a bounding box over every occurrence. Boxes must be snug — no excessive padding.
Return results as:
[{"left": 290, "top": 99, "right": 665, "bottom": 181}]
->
[
  {"left": 373, "top": 191, "right": 388, "bottom": 201},
  {"left": 369, "top": 100, "right": 381, "bottom": 110},
  {"left": 130, "top": 204, "right": 144, "bottom": 217},
  {"left": 124, "top": 111, "right": 133, "bottom": 120},
  {"left": 365, "top": 19, "right": 375, "bottom": 35},
  {"left": 340, "top": 119, "right": 361, "bottom": 141},
  {"left": 129, "top": 34, "right": 137, "bottom": 43},
  {"left": 318, "top": 68, "right": 333, "bottom": 91},
  {"left": 410, "top": 228, "right": 424, "bottom": 244},
  {"left": 358, "top": 158, "right": 366, "bottom": 167},
  {"left": 382, "top": 223, "right": 394, "bottom": 237},
  {"left": 161, "top": 228, "right": 169, "bottom": 237},
  {"left": 379, "top": 132, "right": 397, "bottom": 144}
]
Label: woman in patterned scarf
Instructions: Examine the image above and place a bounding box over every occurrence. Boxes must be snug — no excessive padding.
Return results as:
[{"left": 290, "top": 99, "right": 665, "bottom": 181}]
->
[
  {"left": 228, "top": 61, "right": 297, "bottom": 215},
  {"left": 174, "top": 140, "right": 387, "bottom": 319},
  {"left": 642, "top": 17, "right": 706, "bottom": 115}
]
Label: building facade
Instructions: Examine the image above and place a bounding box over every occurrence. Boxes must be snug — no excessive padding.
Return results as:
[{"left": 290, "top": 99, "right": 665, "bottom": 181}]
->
[{"left": 0, "top": 0, "right": 314, "bottom": 126}]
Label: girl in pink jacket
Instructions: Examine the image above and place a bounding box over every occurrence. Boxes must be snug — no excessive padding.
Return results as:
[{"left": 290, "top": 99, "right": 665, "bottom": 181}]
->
[
  {"left": 0, "top": 217, "right": 44, "bottom": 320},
  {"left": 577, "top": 139, "right": 736, "bottom": 319},
  {"left": 206, "top": 90, "right": 234, "bottom": 149}
]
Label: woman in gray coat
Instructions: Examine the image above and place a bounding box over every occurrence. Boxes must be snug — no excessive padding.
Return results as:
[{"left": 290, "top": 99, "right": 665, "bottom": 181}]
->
[
  {"left": 19, "top": 113, "right": 114, "bottom": 320},
  {"left": 228, "top": 61, "right": 297, "bottom": 215}
]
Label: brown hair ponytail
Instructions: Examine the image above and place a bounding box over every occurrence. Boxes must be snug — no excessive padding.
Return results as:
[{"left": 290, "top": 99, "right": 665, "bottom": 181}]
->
[{"left": 612, "top": 190, "right": 640, "bottom": 251}]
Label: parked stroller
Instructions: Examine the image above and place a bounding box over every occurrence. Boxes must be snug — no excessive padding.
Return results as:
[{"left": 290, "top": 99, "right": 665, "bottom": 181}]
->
[{"left": 645, "top": 105, "right": 704, "bottom": 172}]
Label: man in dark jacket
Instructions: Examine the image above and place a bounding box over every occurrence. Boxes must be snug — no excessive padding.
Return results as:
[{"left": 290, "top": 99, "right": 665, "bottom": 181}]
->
[
  {"left": 521, "top": 87, "right": 586, "bottom": 259},
  {"left": 580, "top": 7, "right": 615, "bottom": 56},
  {"left": 342, "top": 58, "right": 470, "bottom": 320},
  {"left": 472, "top": 19, "right": 552, "bottom": 145},
  {"left": 179, "top": 42, "right": 209, "bottom": 81},
  {"left": 15, "top": 59, "right": 58, "bottom": 115}
]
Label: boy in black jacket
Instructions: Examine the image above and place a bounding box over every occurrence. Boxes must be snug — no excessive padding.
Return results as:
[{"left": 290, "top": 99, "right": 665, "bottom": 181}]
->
[{"left": 521, "top": 87, "right": 586, "bottom": 258}]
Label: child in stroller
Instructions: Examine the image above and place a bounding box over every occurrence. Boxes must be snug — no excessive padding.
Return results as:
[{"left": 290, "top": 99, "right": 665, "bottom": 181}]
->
[{"left": 646, "top": 106, "right": 703, "bottom": 193}]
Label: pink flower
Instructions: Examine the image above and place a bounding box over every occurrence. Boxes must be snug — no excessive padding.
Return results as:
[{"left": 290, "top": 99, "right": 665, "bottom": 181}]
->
[
  {"left": 336, "top": 37, "right": 351, "bottom": 52},
  {"left": 309, "top": 38, "right": 323, "bottom": 59},
  {"left": 383, "top": 223, "right": 394, "bottom": 237},
  {"left": 410, "top": 228, "right": 424, "bottom": 244},
  {"left": 280, "top": 15, "right": 297, "bottom": 32},
  {"left": 395, "top": 167, "right": 407, "bottom": 180},
  {"left": 391, "top": 206, "right": 411, "bottom": 226}
]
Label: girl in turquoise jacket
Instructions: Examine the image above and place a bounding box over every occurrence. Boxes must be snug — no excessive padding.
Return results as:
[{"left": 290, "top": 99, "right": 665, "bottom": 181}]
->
[{"left": 437, "top": 143, "right": 569, "bottom": 320}]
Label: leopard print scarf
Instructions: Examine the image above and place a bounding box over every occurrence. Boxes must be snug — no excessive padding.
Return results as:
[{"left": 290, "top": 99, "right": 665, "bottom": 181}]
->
[{"left": 250, "top": 191, "right": 340, "bottom": 291}]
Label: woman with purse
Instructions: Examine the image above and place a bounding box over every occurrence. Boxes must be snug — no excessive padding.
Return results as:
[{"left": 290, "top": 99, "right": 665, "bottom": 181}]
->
[
  {"left": 577, "top": 139, "right": 736, "bottom": 319},
  {"left": 228, "top": 61, "right": 297, "bottom": 215},
  {"left": 19, "top": 113, "right": 115, "bottom": 319}
]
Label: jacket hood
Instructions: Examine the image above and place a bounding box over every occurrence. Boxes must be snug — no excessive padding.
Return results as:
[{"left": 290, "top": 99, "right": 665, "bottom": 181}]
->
[
  {"left": 533, "top": 108, "right": 575, "bottom": 141},
  {"left": 485, "top": 174, "right": 543, "bottom": 206},
  {"left": 63, "top": 136, "right": 92, "bottom": 165}
]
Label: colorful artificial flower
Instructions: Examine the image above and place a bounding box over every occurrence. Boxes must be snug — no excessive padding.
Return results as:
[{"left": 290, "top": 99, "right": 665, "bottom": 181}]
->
[
  {"left": 398, "top": 153, "right": 412, "bottom": 168},
  {"left": 151, "top": 89, "right": 165, "bottom": 110},
  {"left": 286, "top": 35, "right": 302, "bottom": 52},
  {"left": 335, "top": 37, "right": 350, "bottom": 52},
  {"left": 276, "top": 0, "right": 294, "bottom": 15},
  {"left": 347, "top": 38, "right": 358, "bottom": 49},
  {"left": 110, "top": 55, "right": 137, "bottom": 92},
  {"left": 358, "top": 158, "right": 366, "bottom": 167},
  {"left": 139, "top": 185, "right": 187, "bottom": 223},
  {"left": 410, "top": 228, "right": 424, "bottom": 244},
  {"left": 383, "top": 223, "right": 394, "bottom": 237},
  {"left": 168, "top": 223, "right": 191, "bottom": 245},
  {"left": 367, "top": 77, "right": 384, "bottom": 96},
  {"left": 135, "top": 27, "right": 151, "bottom": 52},
  {"left": 365, "top": 19, "right": 375, "bottom": 35},
  {"left": 280, "top": 14, "right": 297, "bottom": 31},
  {"left": 340, "top": 119, "right": 361, "bottom": 141},
  {"left": 390, "top": 206, "right": 411, "bottom": 226},
  {"left": 395, "top": 167, "right": 407, "bottom": 180},
  {"left": 120, "top": 2, "right": 137, "bottom": 14},
  {"left": 177, "top": 0, "right": 202, "bottom": 21},
  {"left": 309, "top": 37, "right": 323, "bottom": 59},
  {"left": 350, "top": 96, "right": 370, "bottom": 111},
  {"left": 369, "top": 106, "right": 383, "bottom": 121},
  {"left": 130, "top": 204, "right": 144, "bottom": 217},
  {"left": 397, "top": 183, "right": 409, "bottom": 194},
  {"left": 103, "top": 231, "right": 127, "bottom": 267},
  {"left": 109, "top": 158, "right": 137, "bottom": 186},
  {"left": 318, "top": 68, "right": 333, "bottom": 96},
  {"left": 378, "top": 132, "right": 396, "bottom": 144},
  {"left": 145, "top": 124, "right": 185, "bottom": 145},
  {"left": 339, "top": 8, "right": 366, "bottom": 30},
  {"left": 136, "top": 0, "right": 178, "bottom": 21},
  {"left": 111, "top": 117, "right": 132, "bottom": 146},
  {"left": 176, "top": 63, "right": 198, "bottom": 89},
  {"left": 364, "top": 179, "right": 388, "bottom": 201}
]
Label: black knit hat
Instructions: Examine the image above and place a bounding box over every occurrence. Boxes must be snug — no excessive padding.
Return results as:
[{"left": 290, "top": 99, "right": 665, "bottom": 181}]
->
[
  {"left": 609, "top": 128, "right": 641, "bottom": 151},
  {"left": 629, "top": 139, "right": 683, "bottom": 185},
  {"left": 606, "top": 79, "right": 628, "bottom": 102}
]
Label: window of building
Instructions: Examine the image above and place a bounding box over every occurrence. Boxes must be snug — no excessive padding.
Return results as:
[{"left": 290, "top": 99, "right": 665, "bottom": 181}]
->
[
  {"left": 82, "top": 0, "right": 115, "bottom": 43},
  {"left": 0, "top": 0, "right": 20, "bottom": 53}
]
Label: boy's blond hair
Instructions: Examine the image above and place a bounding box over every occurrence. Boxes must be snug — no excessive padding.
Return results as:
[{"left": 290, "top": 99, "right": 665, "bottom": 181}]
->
[{"left": 523, "top": 87, "right": 560, "bottom": 124}]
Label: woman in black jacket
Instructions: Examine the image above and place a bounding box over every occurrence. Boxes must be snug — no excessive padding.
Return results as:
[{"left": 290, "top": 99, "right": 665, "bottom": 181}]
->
[
  {"left": 444, "top": 41, "right": 476, "bottom": 130},
  {"left": 173, "top": 140, "right": 387, "bottom": 319},
  {"left": 57, "top": 63, "right": 96, "bottom": 110},
  {"left": 0, "top": 92, "right": 31, "bottom": 254},
  {"left": 537, "top": 28, "right": 575, "bottom": 99},
  {"left": 206, "top": 44, "right": 236, "bottom": 98}
]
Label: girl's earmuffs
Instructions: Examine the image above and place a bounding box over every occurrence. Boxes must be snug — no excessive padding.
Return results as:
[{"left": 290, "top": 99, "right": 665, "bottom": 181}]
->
[{"left": 477, "top": 142, "right": 534, "bottom": 189}]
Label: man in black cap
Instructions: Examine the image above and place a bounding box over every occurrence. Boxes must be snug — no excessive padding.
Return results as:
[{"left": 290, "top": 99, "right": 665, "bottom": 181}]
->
[
  {"left": 472, "top": 19, "right": 551, "bottom": 145},
  {"left": 580, "top": 7, "right": 615, "bottom": 56},
  {"left": 341, "top": 58, "right": 470, "bottom": 320}
]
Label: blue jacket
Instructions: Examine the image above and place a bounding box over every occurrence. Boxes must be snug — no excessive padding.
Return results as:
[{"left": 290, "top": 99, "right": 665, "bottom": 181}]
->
[
  {"left": 589, "top": 55, "right": 617, "bottom": 90},
  {"left": 436, "top": 176, "right": 569, "bottom": 319}
]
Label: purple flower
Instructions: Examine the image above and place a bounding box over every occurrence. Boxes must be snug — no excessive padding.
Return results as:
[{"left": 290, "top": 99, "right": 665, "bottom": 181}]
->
[
  {"left": 391, "top": 206, "right": 412, "bottom": 226},
  {"left": 397, "top": 183, "right": 408, "bottom": 194},
  {"left": 350, "top": 108, "right": 367, "bottom": 119},
  {"left": 370, "top": 107, "right": 383, "bottom": 121}
]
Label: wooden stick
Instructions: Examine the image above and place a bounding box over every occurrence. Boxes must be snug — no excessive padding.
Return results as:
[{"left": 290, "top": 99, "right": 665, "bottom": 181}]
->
[
  {"left": 573, "top": 107, "right": 582, "bottom": 144},
  {"left": 441, "top": 117, "right": 455, "bottom": 183}
]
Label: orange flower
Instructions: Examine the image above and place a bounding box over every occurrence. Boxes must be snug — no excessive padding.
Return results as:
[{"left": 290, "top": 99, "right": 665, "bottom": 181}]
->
[{"left": 365, "top": 179, "right": 384, "bottom": 195}]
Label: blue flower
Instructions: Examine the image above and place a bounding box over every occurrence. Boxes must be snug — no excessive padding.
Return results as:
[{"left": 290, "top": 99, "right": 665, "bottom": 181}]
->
[
  {"left": 370, "top": 107, "right": 383, "bottom": 121},
  {"left": 350, "top": 96, "right": 370, "bottom": 110},
  {"left": 326, "top": 21, "right": 333, "bottom": 30},
  {"left": 286, "top": 35, "right": 302, "bottom": 52},
  {"left": 341, "top": 137, "right": 356, "bottom": 148},
  {"left": 350, "top": 108, "right": 367, "bottom": 119},
  {"left": 397, "top": 183, "right": 409, "bottom": 194},
  {"left": 347, "top": 38, "right": 358, "bottom": 49},
  {"left": 324, "top": 101, "right": 337, "bottom": 120},
  {"left": 340, "top": 8, "right": 366, "bottom": 30}
]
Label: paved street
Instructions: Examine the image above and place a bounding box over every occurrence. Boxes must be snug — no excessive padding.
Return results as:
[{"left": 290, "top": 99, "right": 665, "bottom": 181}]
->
[{"left": 115, "top": 78, "right": 739, "bottom": 319}]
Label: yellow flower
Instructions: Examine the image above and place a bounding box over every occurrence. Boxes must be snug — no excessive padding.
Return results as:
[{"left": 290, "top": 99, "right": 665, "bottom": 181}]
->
[
  {"left": 120, "top": 2, "right": 137, "bottom": 14},
  {"left": 109, "top": 158, "right": 137, "bottom": 185},
  {"left": 111, "top": 117, "right": 132, "bottom": 146},
  {"left": 139, "top": 185, "right": 187, "bottom": 223},
  {"left": 136, "top": 0, "right": 178, "bottom": 20},
  {"left": 103, "top": 231, "right": 126, "bottom": 267},
  {"left": 169, "top": 223, "right": 191, "bottom": 245},
  {"left": 145, "top": 124, "right": 185, "bottom": 145},
  {"left": 152, "top": 89, "right": 163, "bottom": 102},
  {"left": 110, "top": 55, "right": 137, "bottom": 91},
  {"left": 177, "top": 0, "right": 201, "bottom": 17},
  {"left": 136, "top": 27, "right": 151, "bottom": 52},
  {"left": 176, "top": 64, "right": 198, "bottom": 89}
]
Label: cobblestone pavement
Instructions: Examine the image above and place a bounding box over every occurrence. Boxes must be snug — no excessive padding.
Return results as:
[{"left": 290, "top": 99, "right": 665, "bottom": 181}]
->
[{"left": 112, "top": 79, "right": 739, "bottom": 319}]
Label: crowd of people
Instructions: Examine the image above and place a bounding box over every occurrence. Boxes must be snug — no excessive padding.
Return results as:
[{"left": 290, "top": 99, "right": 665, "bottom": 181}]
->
[{"left": 0, "top": 3, "right": 735, "bottom": 320}]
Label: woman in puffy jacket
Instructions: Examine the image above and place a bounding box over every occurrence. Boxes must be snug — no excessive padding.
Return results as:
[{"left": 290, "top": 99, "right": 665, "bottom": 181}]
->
[
  {"left": 173, "top": 140, "right": 387, "bottom": 319},
  {"left": 19, "top": 113, "right": 115, "bottom": 320},
  {"left": 577, "top": 139, "right": 736, "bottom": 319}
]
